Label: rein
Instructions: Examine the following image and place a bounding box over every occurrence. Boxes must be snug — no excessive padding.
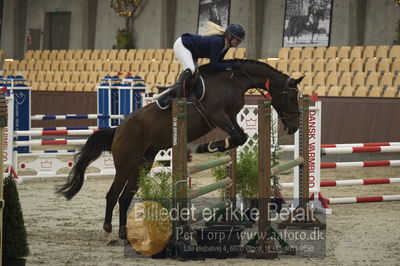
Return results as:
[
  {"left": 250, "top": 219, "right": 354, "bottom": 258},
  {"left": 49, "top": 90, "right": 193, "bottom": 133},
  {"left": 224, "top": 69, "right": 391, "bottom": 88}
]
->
[
  {"left": 239, "top": 66, "right": 295, "bottom": 99},
  {"left": 238, "top": 66, "right": 300, "bottom": 121},
  {"left": 239, "top": 67, "right": 268, "bottom": 98},
  {"left": 192, "top": 102, "right": 215, "bottom": 129}
]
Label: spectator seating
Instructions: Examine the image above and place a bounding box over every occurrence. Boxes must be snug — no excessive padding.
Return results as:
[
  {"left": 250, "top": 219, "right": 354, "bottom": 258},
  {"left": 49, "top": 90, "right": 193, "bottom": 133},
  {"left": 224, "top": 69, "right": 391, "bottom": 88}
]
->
[
  {"left": 256, "top": 45, "right": 400, "bottom": 97},
  {"left": 2, "top": 47, "right": 246, "bottom": 93},
  {"left": 3, "top": 46, "right": 399, "bottom": 98}
]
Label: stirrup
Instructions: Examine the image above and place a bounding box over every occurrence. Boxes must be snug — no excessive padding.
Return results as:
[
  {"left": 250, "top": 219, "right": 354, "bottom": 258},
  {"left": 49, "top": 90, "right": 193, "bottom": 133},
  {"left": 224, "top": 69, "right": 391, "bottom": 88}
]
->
[{"left": 156, "top": 83, "right": 178, "bottom": 93}]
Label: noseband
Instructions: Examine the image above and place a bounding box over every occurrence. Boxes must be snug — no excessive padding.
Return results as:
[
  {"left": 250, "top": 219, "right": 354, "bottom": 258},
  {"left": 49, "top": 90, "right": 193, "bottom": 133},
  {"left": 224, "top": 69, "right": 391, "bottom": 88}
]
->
[{"left": 277, "top": 77, "right": 301, "bottom": 123}]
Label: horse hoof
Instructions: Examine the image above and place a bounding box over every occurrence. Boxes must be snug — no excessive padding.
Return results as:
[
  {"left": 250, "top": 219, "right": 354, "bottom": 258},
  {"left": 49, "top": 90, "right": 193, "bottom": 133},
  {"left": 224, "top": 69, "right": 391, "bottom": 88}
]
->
[
  {"left": 119, "top": 226, "right": 127, "bottom": 239},
  {"left": 195, "top": 144, "right": 207, "bottom": 153},
  {"left": 103, "top": 223, "right": 112, "bottom": 233},
  {"left": 107, "top": 239, "right": 119, "bottom": 246}
]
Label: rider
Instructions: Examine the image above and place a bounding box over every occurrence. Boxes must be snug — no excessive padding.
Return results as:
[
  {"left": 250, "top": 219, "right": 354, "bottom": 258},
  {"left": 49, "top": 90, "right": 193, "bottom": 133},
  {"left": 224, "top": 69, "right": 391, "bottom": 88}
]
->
[
  {"left": 306, "top": 0, "right": 316, "bottom": 26},
  {"left": 168, "top": 22, "right": 245, "bottom": 98},
  {"left": 209, "top": 0, "right": 222, "bottom": 26}
]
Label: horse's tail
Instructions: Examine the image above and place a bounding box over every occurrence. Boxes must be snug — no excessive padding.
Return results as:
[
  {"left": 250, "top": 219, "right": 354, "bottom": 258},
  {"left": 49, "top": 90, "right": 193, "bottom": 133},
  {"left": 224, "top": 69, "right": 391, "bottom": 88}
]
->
[{"left": 56, "top": 128, "right": 116, "bottom": 200}]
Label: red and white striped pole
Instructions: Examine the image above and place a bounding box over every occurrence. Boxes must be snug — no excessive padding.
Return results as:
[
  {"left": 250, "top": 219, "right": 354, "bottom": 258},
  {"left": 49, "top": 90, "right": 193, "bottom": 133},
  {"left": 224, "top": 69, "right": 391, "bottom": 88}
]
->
[
  {"left": 321, "top": 160, "right": 400, "bottom": 169},
  {"left": 14, "top": 139, "right": 86, "bottom": 147},
  {"left": 280, "top": 177, "right": 400, "bottom": 188},
  {"left": 321, "top": 146, "right": 400, "bottom": 155},
  {"left": 327, "top": 195, "right": 400, "bottom": 204},
  {"left": 275, "top": 142, "right": 400, "bottom": 152},
  {"left": 14, "top": 129, "right": 99, "bottom": 136},
  {"left": 321, "top": 142, "right": 400, "bottom": 148}
]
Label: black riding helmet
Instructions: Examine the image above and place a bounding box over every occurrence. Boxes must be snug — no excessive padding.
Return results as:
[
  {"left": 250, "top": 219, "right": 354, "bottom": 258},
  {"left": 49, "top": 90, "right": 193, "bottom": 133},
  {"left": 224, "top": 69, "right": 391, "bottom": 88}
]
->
[{"left": 225, "top": 23, "right": 245, "bottom": 42}]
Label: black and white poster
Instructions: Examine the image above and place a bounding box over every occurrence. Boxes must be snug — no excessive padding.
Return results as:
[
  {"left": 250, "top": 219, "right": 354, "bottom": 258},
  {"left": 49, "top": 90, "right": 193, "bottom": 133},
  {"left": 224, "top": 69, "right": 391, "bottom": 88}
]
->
[
  {"left": 283, "top": 0, "right": 333, "bottom": 47},
  {"left": 197, "top": 0, "right": 230, "bottom": 35},
  {"left": 0, "top": 0, "right": 3, "bottom": 44}
]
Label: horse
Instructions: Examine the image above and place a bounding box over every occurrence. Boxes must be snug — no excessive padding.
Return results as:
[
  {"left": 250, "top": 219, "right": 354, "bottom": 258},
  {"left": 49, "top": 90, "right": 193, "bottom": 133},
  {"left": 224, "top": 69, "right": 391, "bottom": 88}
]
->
[
  {"left": 56, "top": 59, "right": 304, "bottom": 240},
  {"left": 285, "top": 8, "right": 325, "bottom": 44}
]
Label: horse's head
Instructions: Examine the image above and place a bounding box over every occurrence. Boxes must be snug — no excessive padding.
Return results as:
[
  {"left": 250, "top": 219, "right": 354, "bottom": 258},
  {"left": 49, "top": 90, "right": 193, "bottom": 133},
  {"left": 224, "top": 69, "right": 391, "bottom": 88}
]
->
[
  {"left": 269, "top": 76, "right": 303, "bottom": 135},
  {"left": 236, "top": 59, "right": 302, "bottom": 135},
  {"left": 314, "top": 8, "right": 325, "bottom": 20}
]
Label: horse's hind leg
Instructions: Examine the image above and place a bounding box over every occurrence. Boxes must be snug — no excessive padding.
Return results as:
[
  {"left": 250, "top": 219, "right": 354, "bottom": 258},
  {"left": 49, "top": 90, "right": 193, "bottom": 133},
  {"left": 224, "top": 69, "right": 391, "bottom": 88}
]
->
[
  {"left": 117, "top": 150, "right": 157, "bottom": 239},
  {"left": 117, "top": 175, "right": 139, "bottom": 239},
  {"left": 104, "top": 172, "right": 128, "bottom": 234}
]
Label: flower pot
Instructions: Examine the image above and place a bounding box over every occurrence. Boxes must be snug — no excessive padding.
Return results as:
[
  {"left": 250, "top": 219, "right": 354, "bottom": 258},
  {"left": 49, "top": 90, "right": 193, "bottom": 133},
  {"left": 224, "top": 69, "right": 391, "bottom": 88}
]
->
[
  {"left": 245, "top": 198, "right": 284, "bottom": 222},
  {"left": 151, "top": 247, "right": 167, "bottom": 259},
  {"left": 3, "top": 259, "right": 26, "bottom": 266},
  {"left": 112, "top": 44, "right": 134, "bottom": 50}
]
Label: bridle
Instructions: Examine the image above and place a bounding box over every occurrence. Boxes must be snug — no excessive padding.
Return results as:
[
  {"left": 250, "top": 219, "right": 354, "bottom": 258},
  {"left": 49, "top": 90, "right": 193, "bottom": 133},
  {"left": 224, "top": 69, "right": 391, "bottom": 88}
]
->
[
  {"left": 276, "top": 77, "right": 301, "bottom": 125},
  {"left": 239, "top": 67, "right": 300, "bottom": 122}
]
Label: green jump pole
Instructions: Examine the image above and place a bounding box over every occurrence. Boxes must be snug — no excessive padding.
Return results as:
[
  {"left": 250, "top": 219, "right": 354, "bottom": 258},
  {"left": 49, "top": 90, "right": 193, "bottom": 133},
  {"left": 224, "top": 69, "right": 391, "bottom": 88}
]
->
[
  {"left": 187, "top": 155, "right": 231, "bottom": 175},
  {"left": 189, "top": 177, "right": 232, "bottom": 199},
  {"left": 271, "top": 157, "right": 304, "bottom": 176}
]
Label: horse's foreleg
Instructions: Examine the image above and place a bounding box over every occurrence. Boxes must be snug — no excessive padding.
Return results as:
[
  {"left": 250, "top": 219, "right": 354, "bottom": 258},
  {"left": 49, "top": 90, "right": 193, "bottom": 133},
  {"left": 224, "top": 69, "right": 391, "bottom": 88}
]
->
[
  {"left": 232, "top": 118, "right": 248, "bottom": 142},
  {"left": 196, "top": 112, "right": 247, "bottom": 153}
]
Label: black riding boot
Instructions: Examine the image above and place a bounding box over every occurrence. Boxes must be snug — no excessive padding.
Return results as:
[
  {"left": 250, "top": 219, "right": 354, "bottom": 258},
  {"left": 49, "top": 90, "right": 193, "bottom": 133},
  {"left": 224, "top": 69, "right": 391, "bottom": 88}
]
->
[
  {"left": 175, "top": 68, "right": 193, "bottom": 98},
  {"left": 156, "top": 68, "right": 193, "bottom": 110}
]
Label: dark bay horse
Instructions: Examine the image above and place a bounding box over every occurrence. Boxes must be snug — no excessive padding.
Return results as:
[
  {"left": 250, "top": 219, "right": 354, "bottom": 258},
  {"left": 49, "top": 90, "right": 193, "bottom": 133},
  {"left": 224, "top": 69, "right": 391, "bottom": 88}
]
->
[{"left": 56, "top": 59, "right": 304, "bottom": 239}]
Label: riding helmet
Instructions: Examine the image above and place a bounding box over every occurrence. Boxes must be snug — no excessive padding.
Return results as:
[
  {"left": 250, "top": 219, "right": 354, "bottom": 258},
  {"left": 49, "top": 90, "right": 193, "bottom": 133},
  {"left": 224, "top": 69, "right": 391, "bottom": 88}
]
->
[{"left": 225, "top": 23, "right": 245, "bottom": 41}]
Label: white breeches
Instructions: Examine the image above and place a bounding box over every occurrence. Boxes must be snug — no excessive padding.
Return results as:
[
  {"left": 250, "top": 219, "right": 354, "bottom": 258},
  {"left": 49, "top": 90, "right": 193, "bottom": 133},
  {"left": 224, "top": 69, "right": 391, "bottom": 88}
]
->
[{"left": 173, "top": 37, "right": 196, "bottom": 73}]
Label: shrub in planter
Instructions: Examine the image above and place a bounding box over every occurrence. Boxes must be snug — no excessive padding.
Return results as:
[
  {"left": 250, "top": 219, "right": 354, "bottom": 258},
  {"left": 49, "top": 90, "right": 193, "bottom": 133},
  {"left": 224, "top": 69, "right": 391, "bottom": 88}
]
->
[
  {"left": 116, "top": 28, "right": 133, "bottom": 48},
  {"left": 137, "top": 167, "right": 173, "bottom": 210},
  {"left": 212, "top": 147, "right": 285, "bottom": 207},
  {"left": 395, "top": 19, "right": 400, "bottom": 45},
  {"left": 212, "top": 149, "right": 258, "bottom": 200},
  {"left": 3, "top": 176, "right": 29, "bottom": 265}
]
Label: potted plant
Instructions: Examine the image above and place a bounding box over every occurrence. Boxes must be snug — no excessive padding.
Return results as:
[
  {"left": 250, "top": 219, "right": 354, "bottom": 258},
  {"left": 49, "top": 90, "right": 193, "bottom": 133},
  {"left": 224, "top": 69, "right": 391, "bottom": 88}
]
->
[
  {"left": 115, "top": 28, "right": 133, "bottom": 49},
  {"left": 3, "top": 176, "right": 29, "bottom": 266},
  {"left": 110, "top": 0, "right": 143, "bottom": 49},
  {"left": 136, "top": 167, "right": 173, "bottom": 210},
  {"left": 394, "top": 18, "right": 400, "bottom": 45},
  {"left": 212, "top": 146, "right": 285, "bottom": 213}
]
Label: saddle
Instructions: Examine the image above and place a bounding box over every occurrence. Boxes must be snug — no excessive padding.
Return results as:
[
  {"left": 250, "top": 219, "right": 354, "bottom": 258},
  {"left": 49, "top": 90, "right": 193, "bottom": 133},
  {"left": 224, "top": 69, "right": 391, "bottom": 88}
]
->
[{"left": 156, "top": 72, "right": 205, "bottom": 110}]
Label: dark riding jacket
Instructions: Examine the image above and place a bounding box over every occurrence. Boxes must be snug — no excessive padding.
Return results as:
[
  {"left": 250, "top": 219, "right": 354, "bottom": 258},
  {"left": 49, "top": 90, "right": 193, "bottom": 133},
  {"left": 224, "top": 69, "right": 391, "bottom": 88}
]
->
[{"left": 181, "top": 34, "right": 234, "bottom": 71}]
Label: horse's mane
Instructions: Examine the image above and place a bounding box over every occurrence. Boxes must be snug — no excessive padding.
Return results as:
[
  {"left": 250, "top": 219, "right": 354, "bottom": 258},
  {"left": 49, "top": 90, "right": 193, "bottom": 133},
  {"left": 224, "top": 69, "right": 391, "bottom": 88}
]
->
[
  {"left": 199, "top": 58, "right": 289, "bottom": 80},
  {"left": 228, "top": 59, "right": 289, "bottom": 78}
]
